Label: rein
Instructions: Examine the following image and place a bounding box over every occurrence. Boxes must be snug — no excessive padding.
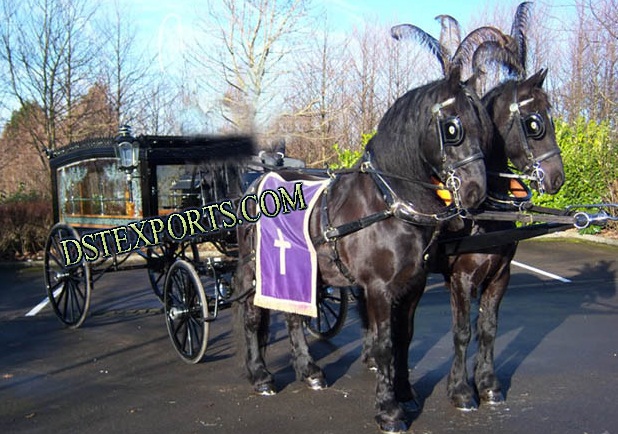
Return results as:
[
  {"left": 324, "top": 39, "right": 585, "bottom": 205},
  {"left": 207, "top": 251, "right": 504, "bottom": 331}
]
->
[
  {"left": 316, "top": 92, "right": 489, "bottom": 242},
  {"left": 317, "top": 151, "right": 467, "bottom": 245}
]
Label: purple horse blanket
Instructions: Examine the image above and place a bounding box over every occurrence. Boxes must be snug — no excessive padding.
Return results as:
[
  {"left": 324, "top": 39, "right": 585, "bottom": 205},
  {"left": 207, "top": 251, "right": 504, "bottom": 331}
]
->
[{"left": 254, "top": 172, "right": 330, "bottom": 317}]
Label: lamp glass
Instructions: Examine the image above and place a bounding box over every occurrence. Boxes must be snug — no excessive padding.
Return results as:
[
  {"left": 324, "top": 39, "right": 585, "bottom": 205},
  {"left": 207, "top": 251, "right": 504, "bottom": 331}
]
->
[{"left": 117, "top": 141, "right": 138, "bottom": 170}]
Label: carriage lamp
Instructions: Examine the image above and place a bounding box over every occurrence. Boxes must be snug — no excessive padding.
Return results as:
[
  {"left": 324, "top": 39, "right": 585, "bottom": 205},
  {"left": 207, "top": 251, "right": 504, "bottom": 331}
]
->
[
  {"left": 115, "top": 125, "right": 140, "bottom": 172},
  {"left": 115, "top": 125, "right": 140, "bottom": 215}
]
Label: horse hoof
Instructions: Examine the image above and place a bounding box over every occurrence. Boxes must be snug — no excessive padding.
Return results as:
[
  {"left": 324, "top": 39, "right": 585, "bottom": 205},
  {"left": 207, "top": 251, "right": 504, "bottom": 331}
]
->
[
  {"left": 450, "top": 396, "right": 478, "bottom": 412},
  {"left": 376, "top": 419, "right": 408, "bottom": 433},
  {"left": 400, "top": 398, "right": 421, "bottom": 413},
  {"left": 305, "top": 376, "right": 327, "bottom": 391},
  {"left": 254, "top": 383, "right": 277, "bottom": 396},
  {"left": 480, "top": 390, "right": 505, "bottom": 405},
  {"left": 367, "top": 360, "right": 378, "bottom": 372}
]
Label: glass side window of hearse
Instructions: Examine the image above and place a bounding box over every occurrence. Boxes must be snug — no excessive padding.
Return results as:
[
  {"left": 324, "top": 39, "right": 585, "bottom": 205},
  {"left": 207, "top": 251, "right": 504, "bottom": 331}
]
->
[{"left": 57, "top": 158, "right": 142, "bottom": 219}]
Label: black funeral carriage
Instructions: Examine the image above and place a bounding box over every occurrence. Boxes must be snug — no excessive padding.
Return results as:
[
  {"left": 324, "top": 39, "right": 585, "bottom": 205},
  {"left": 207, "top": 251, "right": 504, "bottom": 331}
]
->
[{"left": 44, "top": 127, "right": 345, "bottom": 363}]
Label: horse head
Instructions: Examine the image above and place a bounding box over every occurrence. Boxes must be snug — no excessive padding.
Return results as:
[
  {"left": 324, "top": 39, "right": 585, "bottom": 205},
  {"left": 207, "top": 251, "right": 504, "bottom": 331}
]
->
[
  {"left": 422, "top": 66, "right": 490, "bottom": 209},
  {"left": 391, "top": 2, "right": 563, "bottom": 197},
  {"left": 483, "top": 68, "right": 564, "bottom": 194},
  {"left": 367, "top": 66, "right": 488, "bottom": 212}
]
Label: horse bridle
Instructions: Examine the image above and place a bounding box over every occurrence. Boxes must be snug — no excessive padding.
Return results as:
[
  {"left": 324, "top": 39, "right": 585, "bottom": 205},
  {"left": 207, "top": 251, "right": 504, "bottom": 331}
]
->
[
  {"left": 430, "top": 95, "right": 485, "bottom": 208},
  {"left": 507, "top": 92, "right": 561, "bottom": 194}
]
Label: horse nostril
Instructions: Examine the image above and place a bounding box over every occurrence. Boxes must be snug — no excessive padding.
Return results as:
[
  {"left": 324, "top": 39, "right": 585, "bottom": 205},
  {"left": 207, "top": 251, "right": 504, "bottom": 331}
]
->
[
  {"left": 463, "top": 181, "right": 485, "bottom": 209},
  {"left": 550, "top": 172, "right": 565, "bottom": 193}
]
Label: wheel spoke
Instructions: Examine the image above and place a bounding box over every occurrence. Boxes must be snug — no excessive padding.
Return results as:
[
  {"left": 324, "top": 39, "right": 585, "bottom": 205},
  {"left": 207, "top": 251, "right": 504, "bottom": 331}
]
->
[
  {"left": 319, "top": 310, "right": 333, "bottom": 331},
  {"left": 48, "top": 249, "right": 63, "bottom": 268},
  {"left": 322, "top": 300, "right": 339, "bottom": 318},
  {"left": 45, "top": 224, "right": 91, "bottom": 328},
  {"left": 305, "top": 287, "right": 348, "bottom": 340}
]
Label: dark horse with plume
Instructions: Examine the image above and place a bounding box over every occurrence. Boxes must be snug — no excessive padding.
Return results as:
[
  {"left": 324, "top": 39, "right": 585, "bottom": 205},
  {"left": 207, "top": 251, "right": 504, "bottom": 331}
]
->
[
  {"left": 438, "top": 68, "right": 564, "bottom": 411},
  {"left": 391, "top": 2, "right": 565, "bottom": 412},
  {"left": 233, "top": 66, "right": 490, "bottom": 433}
]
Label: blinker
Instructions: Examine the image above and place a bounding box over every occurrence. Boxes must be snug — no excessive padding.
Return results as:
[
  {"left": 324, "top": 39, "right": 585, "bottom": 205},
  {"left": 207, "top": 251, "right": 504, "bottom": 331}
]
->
[
  {"left": 439, "top": 116, "right": 464, "bottom": 146},
  {"left": 522, "top": 113, "right": 545, "bottom": 140}
]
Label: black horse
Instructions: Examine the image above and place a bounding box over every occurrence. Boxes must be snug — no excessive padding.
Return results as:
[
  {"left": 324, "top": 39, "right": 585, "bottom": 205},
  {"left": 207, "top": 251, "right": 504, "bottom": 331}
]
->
[
  {"left": 389, "top": 2, "right": 565, "bottom": 412},
  {"left": 234, "top": 66, "right": 490, "bottom": 433},
  {"left": 437, "top": 68, "right": 564, "bottom": 411}
]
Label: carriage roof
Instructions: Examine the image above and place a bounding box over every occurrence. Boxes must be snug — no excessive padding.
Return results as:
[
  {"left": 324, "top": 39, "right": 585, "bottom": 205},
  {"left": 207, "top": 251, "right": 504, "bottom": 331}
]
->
[
  {"left": 48, "top": 134, "right": 256, "bottom": 170},
  {"left": 48, "top": 134, "right": 256, "bottom": 227}
]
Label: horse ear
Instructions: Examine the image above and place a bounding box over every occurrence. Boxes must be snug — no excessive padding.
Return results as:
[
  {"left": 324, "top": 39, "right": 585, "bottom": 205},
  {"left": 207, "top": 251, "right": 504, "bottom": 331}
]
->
[
  {"left": 527, "top": 68, "right": 548, "bottom": 88},
  {"left": 447, "top": 64, "right": 462, "bottom": 89}
]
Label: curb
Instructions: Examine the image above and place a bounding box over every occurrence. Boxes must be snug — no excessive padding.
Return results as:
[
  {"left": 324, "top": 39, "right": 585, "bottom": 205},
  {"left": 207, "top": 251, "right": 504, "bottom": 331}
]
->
[
  {"left": 535, "top": 230, "right": 618, "bottom": 247},
  {"left": 0, "top": 259, "right": 44, "bottom": 269}
]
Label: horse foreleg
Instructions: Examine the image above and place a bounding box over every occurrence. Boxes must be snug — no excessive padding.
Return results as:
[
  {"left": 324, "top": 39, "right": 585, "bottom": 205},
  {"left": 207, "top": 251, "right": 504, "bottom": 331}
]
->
[
  {"left": 392, "top": 291, "right": 422, "bottom": 413},
  {"left": 285, "top": 313, "right": 327, "bottom": 390},
  {"left": 357, "top": 289, "right": 378, "bottom": 371},
  {"left": 367, "top": 293, "right": 407, "bottom": 433},
  {"left": 475, "top": 261, "right": 510, "bottom": 405},
  {"left": 446, "top": 274, "right": 477, "bottom": 411},
  {"left": 238, "top": 298, "right": 276, "bottom": 395}
]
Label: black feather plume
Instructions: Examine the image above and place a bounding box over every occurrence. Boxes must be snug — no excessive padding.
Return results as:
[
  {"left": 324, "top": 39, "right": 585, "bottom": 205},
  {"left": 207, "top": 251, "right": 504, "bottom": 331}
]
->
[
  {"left": 435, "top": 15, "right": 461, "bottom": 61},
  {"left": 391, "top": 24, "right": 448, "bottom": 74},
  {"left": 451, "top": 26, "right": 509, "bottom": 70},
  {"left": 510, "top": 1, "right": 533, "bottom": 77}
]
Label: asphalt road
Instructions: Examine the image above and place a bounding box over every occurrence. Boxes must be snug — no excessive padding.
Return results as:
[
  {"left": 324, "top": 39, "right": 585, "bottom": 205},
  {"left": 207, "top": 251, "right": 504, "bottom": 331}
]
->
[{"left": 1, "top": 238, "right": 617, "bottom": 434}]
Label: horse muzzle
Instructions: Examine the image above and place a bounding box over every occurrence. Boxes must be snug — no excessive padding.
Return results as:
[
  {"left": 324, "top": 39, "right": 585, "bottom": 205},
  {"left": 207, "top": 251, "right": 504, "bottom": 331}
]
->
[
  {"left": 448, "top": 159, "right": 487, "bottom": 210},
  {"left": 531, "top": 154, "right": 565, "bottom": 195}
]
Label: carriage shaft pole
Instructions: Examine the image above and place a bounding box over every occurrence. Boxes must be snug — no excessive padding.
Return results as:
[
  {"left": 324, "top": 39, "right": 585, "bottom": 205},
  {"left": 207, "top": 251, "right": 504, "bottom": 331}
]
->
[{"left": 440, "top": 223, "right": 572, "bottom": 255}]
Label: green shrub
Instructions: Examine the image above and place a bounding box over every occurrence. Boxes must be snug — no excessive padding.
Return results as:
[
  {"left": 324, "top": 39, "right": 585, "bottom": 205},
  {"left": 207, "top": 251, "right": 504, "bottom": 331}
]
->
[
  {"left": 532, "top": 117, "right": 617, "bottom": 233},
  {"left": 329, "top": 132, "right": 374, "bottom": 169},
  {"left": 533, "top": 117, "right": 617, "bottom": 208}
]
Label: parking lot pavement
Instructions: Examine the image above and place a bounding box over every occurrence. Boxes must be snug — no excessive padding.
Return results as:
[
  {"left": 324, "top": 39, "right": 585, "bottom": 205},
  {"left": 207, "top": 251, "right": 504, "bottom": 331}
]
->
[{"left": 1, "top": 238, "right": 617, "bottom": 434}]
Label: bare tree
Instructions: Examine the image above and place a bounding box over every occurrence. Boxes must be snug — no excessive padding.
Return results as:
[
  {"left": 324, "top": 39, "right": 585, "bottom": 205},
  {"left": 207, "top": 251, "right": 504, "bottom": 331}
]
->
[
  {"left": 560, "top": 0, "right": 617, "bottom": 124},
  {"left": 349, "top": 23, "right": 383, "bottom": 140},
  {"left": 192, "top": 0, "right": 310, "bottom": 136},
  {"left": 97, "top": 0, "right": 154, "bottom": 131},
  {"left": 276, "top": 15, "right": 354, "bottom": 164},
  {"left": 0, "top": 0, "right": 99, "bottom": 156}
]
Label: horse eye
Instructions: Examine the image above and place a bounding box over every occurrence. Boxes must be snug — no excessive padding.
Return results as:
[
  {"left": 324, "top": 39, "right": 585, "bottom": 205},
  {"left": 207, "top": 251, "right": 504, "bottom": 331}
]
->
[{"left": 440, "top": 117, "right": 464, "bottom": 146}]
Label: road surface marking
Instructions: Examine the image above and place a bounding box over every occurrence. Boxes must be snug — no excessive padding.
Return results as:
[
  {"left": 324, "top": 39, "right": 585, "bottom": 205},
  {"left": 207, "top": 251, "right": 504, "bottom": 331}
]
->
[
  {"left": 25, "top": 287, "right": 62, "bottom": 317},
  {"left": 511, "top": 260, "right": 572, "bottom": 283},
  {"left": 25, "top": 262, "right": 571, "bottom": 316}
]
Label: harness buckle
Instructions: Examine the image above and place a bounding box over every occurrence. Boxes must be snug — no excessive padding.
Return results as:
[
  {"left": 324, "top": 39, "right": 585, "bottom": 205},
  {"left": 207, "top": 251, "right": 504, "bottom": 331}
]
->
[
  {"left": 445, "top": 171, "right": 462, "bottom": 208},
  {"left": 531, "top": 163, "right": 546, "bottom": 195}
]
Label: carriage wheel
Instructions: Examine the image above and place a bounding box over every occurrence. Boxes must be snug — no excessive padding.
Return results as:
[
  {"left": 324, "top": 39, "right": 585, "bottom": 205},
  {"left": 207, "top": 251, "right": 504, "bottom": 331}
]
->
[
  {"left": 145, "top": 243, "right": 177, "bottom": 301},
  {"left": 163, "top": 260, "right": 209, "bottom": 364},
  {"left": 305, "top": 286, "right": 348, "bottom": 340},
  {"left": 44, "top": 223, "right": 92, "bottom": 328}
]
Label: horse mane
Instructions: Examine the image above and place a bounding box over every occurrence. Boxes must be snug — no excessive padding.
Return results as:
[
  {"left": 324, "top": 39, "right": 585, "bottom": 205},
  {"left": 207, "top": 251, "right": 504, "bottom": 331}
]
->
[
  {"left": 365, "top": 69, "right": 485, "bottom": 205},
  {"left": 366, "top": 79, "right": 439, "bottom": 180}
]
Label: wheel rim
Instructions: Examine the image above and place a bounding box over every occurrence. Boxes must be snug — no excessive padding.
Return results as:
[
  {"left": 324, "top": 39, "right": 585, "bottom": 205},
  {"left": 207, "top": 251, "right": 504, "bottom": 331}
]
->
[
  {"left": 164, "top": 260, "right": 209, "bottom": 363},
  {"left": 44, "top": 223, "right": 91, "bottom": 328},
  {"left": 305, "top": 286, "right": 348, "bottom": 340}
]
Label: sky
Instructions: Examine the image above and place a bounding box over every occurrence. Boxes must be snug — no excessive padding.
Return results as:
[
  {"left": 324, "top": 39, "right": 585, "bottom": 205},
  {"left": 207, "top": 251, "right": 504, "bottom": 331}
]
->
[
  {"left": 91, "top": 0, "right": 576, "bottom": 134},
  {"left": 121, "top": 0, "right": 509, "bottom": 87},
  {"left": 125, "top": 0, "right": 495, "bottom": 58},
  {"left": 121, "top": 0, "right": 577, "bottom": 74},
  {"left": 0, "top": 0, "right": 576, "bottom": 129}
]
